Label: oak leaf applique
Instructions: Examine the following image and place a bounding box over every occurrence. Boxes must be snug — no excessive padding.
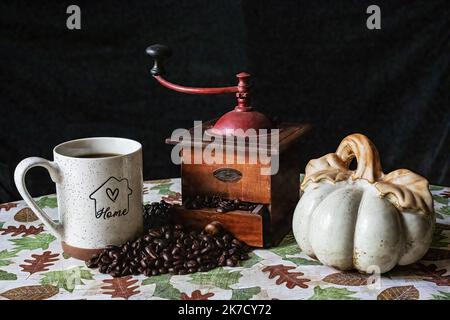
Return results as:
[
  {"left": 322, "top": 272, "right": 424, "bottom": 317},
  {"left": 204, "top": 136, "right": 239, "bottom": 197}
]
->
[
  {"left": 0, "top": 225, "right": 44, "bottom": 237},
  {"left": 101, "top": 276, "right": 140, "bottom": 299},
  {"left": 262, "top": 264, "right": 310, "bottom": 289},
  {"left": 20, "top": 251, "right": 60, "bottom": 275},
  {"left": 0, "top": 202, "right": 18, "bottom": 211},
  {"left": 181, "top": 289, "right": 214, "bottom": 300}
]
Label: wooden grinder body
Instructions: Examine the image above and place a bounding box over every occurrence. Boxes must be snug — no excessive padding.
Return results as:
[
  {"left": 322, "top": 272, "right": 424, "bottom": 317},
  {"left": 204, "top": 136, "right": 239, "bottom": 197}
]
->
[{"left": 167, "top": 121, "right": 311, "bottom": 247}]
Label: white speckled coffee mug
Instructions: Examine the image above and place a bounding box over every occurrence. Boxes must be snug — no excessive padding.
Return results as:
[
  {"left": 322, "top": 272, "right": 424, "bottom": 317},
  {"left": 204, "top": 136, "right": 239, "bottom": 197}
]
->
[{"left": 14, "top": 137, "right": 144, "bottom": 260}]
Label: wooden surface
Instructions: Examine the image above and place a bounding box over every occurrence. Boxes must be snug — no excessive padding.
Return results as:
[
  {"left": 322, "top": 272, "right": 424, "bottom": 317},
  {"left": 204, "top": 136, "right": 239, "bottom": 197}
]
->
[{"left": 170, "top": 205, "right": 267, "bottom": 247}]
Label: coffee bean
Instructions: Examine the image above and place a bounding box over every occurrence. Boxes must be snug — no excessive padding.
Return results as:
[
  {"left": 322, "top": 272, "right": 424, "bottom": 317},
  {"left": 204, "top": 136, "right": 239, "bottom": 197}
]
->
[
  {"left": 159, "top": 267, "right": 168, "bottom": 274},
  {"left": 85, "top": 259, "right": 97, "bottom": 268},
  {"left": 110, "top": 271, "right": 121, "bottom": 277},
  {"left": 218, "top": 255, "right": 226, "bottom": 266},
  {"left": 154, "top": 259, "right": 163, "bottom": 268},
  {"left": 171, "top": 255, "right": 182, "bottom": 263},
  {"left": 109, "top": 251, "right": 120, "bottom": 260},
  {"left": 156, "top": 239, "right": 169, "bottom": 249},
  {"left": 186, "top": 260, "right": 197, "bottom": 268},
  {"left": 86, "top": 222, "right": 252, "bottom": 278},
  {"left": 101, "top": 256, "right": 111, "bottom": 264},
  {"left": 226, "top": 258, "right": 236, "bottom": 267},
  {"left": 240, "top": 253, "right": 249, "bottom": 260},
  {"left": 200, "top": 247, "right": 210, "bottom": 254},
  {"left": 232, "top": 239, "right": 242, "bottom": 247},
  {"left": 149, "top": 230, "right": 161, "bottom": 238}
]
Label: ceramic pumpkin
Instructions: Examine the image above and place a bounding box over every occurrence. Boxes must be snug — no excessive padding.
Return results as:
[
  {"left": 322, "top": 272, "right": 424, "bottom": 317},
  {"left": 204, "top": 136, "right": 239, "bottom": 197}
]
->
[{"left": 292, "top": 134, "right": 434, "bottom": 273}]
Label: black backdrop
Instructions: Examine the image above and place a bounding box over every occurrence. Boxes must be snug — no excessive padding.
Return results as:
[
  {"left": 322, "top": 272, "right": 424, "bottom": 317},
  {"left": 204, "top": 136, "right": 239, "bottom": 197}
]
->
[{"left": 0, "top": 0, "right": 449, "bottom": 202}]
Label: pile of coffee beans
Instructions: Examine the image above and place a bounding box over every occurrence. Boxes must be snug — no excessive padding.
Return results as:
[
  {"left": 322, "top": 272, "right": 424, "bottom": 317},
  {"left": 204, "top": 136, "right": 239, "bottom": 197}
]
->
[
  {"left": 143, "top": 201, "right": 172, "bottom": 229},
  {"left": 184, "top": 195, "right": 258, "bottom": 213},
  {"left": 86, "top": 223, "right": 251, "bottom": 277}
]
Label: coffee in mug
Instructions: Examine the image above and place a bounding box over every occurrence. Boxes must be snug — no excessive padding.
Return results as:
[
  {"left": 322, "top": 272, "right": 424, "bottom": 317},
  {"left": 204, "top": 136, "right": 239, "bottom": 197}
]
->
[{"left": 14, "top": 137, "right": 144, "bottom": 260}]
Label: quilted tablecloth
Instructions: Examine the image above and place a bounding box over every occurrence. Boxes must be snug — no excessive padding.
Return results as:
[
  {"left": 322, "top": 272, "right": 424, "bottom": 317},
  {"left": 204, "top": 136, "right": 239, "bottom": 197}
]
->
[{"left": 0, "top": 178, "right": 448, "bottom": 300}]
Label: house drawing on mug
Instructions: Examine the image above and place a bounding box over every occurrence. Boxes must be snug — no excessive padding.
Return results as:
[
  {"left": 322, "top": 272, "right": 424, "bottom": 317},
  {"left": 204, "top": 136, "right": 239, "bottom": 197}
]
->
[{"left": 89, "top": 177, "right": 133, "bottom": 220}]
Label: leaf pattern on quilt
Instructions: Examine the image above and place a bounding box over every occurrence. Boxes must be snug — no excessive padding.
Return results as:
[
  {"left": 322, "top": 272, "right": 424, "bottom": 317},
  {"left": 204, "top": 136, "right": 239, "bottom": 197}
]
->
[
  {"left": 389, "top": 263, "right": 450, "bottom": 286},
  {"left": 40, "top": 266, "right": 93, "bottom": 293},
  {"left": 162, "top": 192, "right": 182, "bottom": 204},
  {"left": 14, "top": 208, "right": 39, "bottom": 222},
  {"left": 308, "top": 286, "right": 359, "bottom": 300},
  {"left": 181, "top": 289, "right": 214, "bottom": 300},
  {"left": 377, "top": 285, "right": 419, "bottom": 300},
  {"left": 142, "top": 274, "right": 181, "bottom": 300},
  {"left": 285, "top": 257, "right": 322, "bottom": 266},
  {"left": 436, "top": 206, "right": 450, "bottom": 219},
  {"left": 417, "top": 264, "right": 449, "bottom": 286},
  {"left": 231, "top": 287, "right": 261, "bottom": 300},
  {"left": 0, "top": 285, "right": 59, "bottom": 300},
  {"left": 0, "top": 249, "right": 17, "bottom": 267},
  {"left": 101, "top": 276, "right": 140, "bottom": 300},
  {"left": 150, "top": 182, "right": 175, "bottom": 196},
  {"left": 9, "top": 233, "right": 56, "bottom": 252},
  {"left": 431, "top": 224, "right": 449, "bottom": 248},
  {"left": 422, "top": 248, "right": 450, "bottom": 261},
  {"left": 431, "top": 290, "right": 450, "bottom": 300},
  {"left": 0, "top": 179, "right": 447, "bottom": 300},
  {"left": 20, "top": 251, "right": 60, "bottom": 275},
  {"left": 0, "top": 270, "right": 17, "bottom": 280},
  {"left": 262, "top": 265, "right": 310, "bottom": 289},
  {"left": 189, "top": 267, "right": 242, "bottom": 290},
  {"left": 434, "top": 194, "right": 449, "bottom": 205},
  {"left": 0, "top": 225, "right": 44, "bottom": 237},
  {"left": 238, "top": 252, "right": 262, "bottom": 268},
  {"left": 322, "top": 272, "right": 370, "bottom": 286},
  {"left": 0, "top": 203, "right": 18, "bottom": 211},
  {"left": 269, "top": 233, "right": 301, "bottom": 258},
  {"left": 36, "top": 196, "right": 57, "bottom": 209}
]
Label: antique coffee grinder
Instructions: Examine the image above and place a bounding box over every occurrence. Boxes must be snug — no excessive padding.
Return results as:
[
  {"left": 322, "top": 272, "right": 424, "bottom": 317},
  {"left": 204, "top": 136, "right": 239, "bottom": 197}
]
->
[{"left": 146, "top": 44, "right": 311, "bottom": 247}]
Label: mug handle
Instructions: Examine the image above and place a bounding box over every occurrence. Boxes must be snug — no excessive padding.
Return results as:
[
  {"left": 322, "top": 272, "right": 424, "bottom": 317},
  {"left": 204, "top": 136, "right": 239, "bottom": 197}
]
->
[{"left": 14, "top": 157, "right": 64, "bottom": 238}]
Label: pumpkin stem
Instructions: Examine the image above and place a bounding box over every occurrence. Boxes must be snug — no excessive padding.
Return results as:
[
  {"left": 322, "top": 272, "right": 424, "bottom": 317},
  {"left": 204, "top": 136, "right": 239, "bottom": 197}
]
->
[{"left": 336, "top": 134, "right": 383, "bottom": 183}]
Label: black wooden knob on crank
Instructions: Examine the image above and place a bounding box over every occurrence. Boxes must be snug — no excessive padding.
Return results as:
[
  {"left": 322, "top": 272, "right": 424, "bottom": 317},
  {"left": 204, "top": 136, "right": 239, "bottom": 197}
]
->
[{"left": 146, "top": 44, "right": 172, "bottom": 76}]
